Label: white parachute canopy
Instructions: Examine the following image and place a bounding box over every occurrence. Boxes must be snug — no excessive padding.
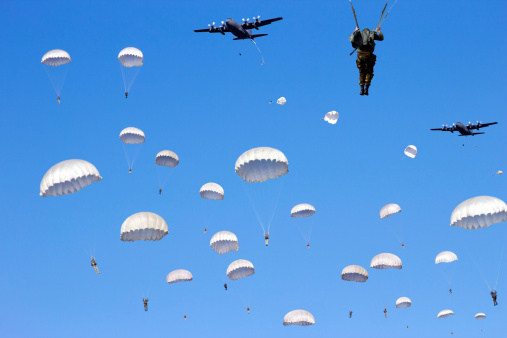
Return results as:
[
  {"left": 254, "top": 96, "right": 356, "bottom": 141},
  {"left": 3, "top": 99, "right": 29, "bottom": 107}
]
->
[
  {"left": 404, "top": 145, "right": 417, "bottom": 158},
  {"left": 120, "top": 127, "right": 145, "bottom": 144},
  {"left": 118, "top": 47, "right": 143, "bottom": 97},
  {"left": 120, "top": 212, "right": 168, "bottom": 242},
  {"left": 435, "top": 251, "right": 458, "bottom": 264},
  {"left": 166, "top": 269, "right": 193, "bottom": 284},
  {"left": 200, "top": 183, "right": 224, "bottom": 200},
  {"left": 370, "top": 253, "right": 402, "bottom": 270},
  {"left": 475, "top": 313, "right": 486, "bottom": 320},
  {"left": 322, "top": 111, "right": 339, "bottom": 124},
  {"left": 437, "top": 309, "right": 454, "bottom": 318},
  {"left": 450, "top": 196, "right": 507, "bottom": 230},
  {"left": 341, "top": 265, "right": 368, "bottom": 282},
  {"left": 497, "top": 171, "right": 503, "bottom": 175},
  {"left": 235, "top": 147, "right": 288, "bottom": 183},
  {"left": 155, "top": 150, "right": 179, "bottom": 168},
  {"left": 283, "top": 310, "right": 315, "bottom": 326},
  {"left": 396, "top": 297, "right": 412, "bottom": 308},
  {"left": 291, "top": 204, "right": 316, "bottom": 218},
  {"left": 227, "top": 259, "right": 254, "bottom": 280},
  {"left": 379, "top": 203, "right": 401, "bottom": 219},
  {"left": 41, "top": 49, "right": 71, "bottom": 100},
  {"left": 40, "top": 159, "right": 102, "bottom": 197},
  {"left": 210, "top": 231, "right": 239, "bottom": 254},
  {"left": 277, "top": 97, "right": 287, "bottom": 106}
]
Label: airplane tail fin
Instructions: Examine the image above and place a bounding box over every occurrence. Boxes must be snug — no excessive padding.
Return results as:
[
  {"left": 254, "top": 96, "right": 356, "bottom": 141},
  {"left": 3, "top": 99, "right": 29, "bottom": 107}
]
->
[{"left": 251, "top": 34, "right": 268, "bottom": 39}]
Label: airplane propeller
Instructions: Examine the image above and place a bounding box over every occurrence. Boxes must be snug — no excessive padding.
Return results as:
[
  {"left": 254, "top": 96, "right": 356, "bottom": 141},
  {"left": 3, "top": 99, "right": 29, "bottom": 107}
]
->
[
  {"left": 208, "top": 22, "right": 215, "bottom": 30},
  {"left": 253, "top": 15, "right": 261, "bottom": 29}
]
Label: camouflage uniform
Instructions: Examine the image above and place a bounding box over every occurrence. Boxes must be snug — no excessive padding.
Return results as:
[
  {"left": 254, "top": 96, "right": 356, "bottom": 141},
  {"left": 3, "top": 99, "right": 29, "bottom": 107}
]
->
[{"left": 350, "top": 30, "right": 384, "bottom": 86}]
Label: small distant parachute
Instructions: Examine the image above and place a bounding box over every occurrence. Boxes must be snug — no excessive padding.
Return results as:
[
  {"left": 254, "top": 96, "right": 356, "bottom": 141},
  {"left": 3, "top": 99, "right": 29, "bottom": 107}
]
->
[
  {"left": 370, "top": 253, "right": 402, "bottom": 270},
  {"left": 277, "top": 97, "right": 286, "bottom": 106},
  {"left": 497, "top": 171, "right": 503, "bottom": 175},
  {"left": 200, "top": 183, "right": 224, "bottom": 200},
  {"left": 435, "top": 251, "right": 458, "bottom": 264},
  {"left": 210, "top": 231, "right": 239, "bottom": 254},
  {"left": 321, "top": 111, "right": 339, "bottom": 124},
  {"left": 118, "top": 47, "right": 143, "bottom": 98},
  {"left": 437, "top": 309, "right": 454, "bottom": 318},
  {"left": 41, "top": 49, "right": 71, "bottom": 103},
  {"left": 291, "top": 204, "right": 316, "bottom": 218},
  {"left": 166, "top": 269, "right": 193, "bottom": 284},
  {"left": 235, "top": 147, "right": 288, "bottom": 183},
  {"left": 155, "top": 150, "right": 179, "bottom": 168},
  {"left": 283, "top": 310, "right": 315, "bottom": 326},
  {"left": 396, "top": 297, "right": 412, "bottom": 308},
  {"left": 227, "top": 259, "right": 254, "bottom": 280},
  {"left": 40, "top": 159, "right": 102, "bottom": 197},
  {"left": 341, "top": 265, "right": 368, "bottom": 282},
  {"left": 450, "top": 196, "right": 507, "bottom": 230},
  {"left": 475, "top": 313, "right": 486, "bottom": 320},
  {"left": 404, "top": 145, "right": 417, "bottom": 158},
  {"left": 120, "top": 127, "right": 145, "bottom": 173},
  {"left": 120, "top": 212, "right": 168, "bottom": 242},
  {"left": 379, "top": 204, "right": 401, "bottom": 219}
]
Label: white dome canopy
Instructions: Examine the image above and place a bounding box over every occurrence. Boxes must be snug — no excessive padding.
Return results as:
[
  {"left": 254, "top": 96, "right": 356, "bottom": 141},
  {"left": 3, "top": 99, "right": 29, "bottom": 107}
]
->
[
  {"left": 40, "top": 159, "right": 102, "bottom": 197},
  {"left": 277, "top": 97, "right": 286, "bottom": 105},
  {"left": 118, "top": 47, "right": 143, "bottom": 67},
  {"left": 322, "top": 111, "right": 339, "bottom": 124},
  {"left": 341, "top": 265, "right": 368, "bottom": 282},
  {"left": 41, "top": 49, "right": 71, "bottom": 67},
  {"left": 155, "top": 150, "right": 179, "bottom": 168},
  {"left": 437, "top": 309, "right": 454, "bottom": 318},
  {"left": 396, "top": 297, "right": 412, "bottom": 308},
  {"left": 120, "top": 212, "right": 168, "bottom": 242},
  {"left": 404, "top": 145, "right": 417, "bottom": 158},
  {"left": 166, "top": 269, "right": 193, "bottom": 284},
  {"left": 450, "top": 196, "right": 507, "bottom": 230},
  {"left": 475, "top": 313, "right": 486, "bottom": 320},
  {"left": 119, "top": 127, "right": 145, "bottom": 144},
  {"left": 200, "top": 183, "right": 224, "bottom": 200},
  {"left": 291, "top": 204, "right": 316, "bottom": 218},
  {"left": 227, "top": 259, "right": 254, "bottom": 280},
  {"left": 210, "top": 231, "right": 238, "bottom": 255},
  {"left": 435, "top": 251, "right": 458, "bottom": 264},
  {"left": 370, "top": 253, "right": 402, "bottom": 270},
  {"left": 283, "top": 310, "right": 315, "bottom": 326},
  {"left": 235, "top": 147, "right": 288, "bottom": 183},
  {"left": 379, "top": 203, "right": 401, "bottom": 219}
]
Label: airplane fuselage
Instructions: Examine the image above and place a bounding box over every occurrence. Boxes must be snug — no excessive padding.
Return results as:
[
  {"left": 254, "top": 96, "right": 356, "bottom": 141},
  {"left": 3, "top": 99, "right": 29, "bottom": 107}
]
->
[
  {"left": 455, "top": 122, "right": 472, "bottom": 135},
  {"left": 225, "top": 18, "right": 251, "bottom": 39}
]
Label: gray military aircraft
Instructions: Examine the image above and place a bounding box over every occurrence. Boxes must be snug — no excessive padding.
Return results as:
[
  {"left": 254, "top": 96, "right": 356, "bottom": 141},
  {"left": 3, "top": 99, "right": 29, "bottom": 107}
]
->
[
  {"left": 431, "top": 121, "right": 498, "bottom": 136},
  {"left": 194, "top": 16, "right": 283, "bottom": 40}
]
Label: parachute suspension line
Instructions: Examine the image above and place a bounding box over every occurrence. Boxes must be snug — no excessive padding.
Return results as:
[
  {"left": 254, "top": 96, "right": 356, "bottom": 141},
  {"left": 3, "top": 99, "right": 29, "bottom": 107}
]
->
[
  {"left": 494, "top": 231, "right": 507, "bottom": 290},
  {"left": 129, "top": 144, "right": 143, "bottom": 169},
  {"left": 44, "top": 65, "right": 68, "bottom": 97},
  {"left": 267, "top": 178, "right": 285, "bottom": 233},
  {"left": 379, "top": 0, "right": 399, "bottom": 27},
  {"left": 120, "top": 64, "right": 128, "bottom": 94},
  {"left": 466, "top": 249, "right": 492, "bottom": 291},
  {"left": 377, "top": 0, "right": 389, "bottom": 28},
  {"left": 296, "top": 222, "right": 308, "bottom": 244},
  {"left": 157, "top": 166, "right": 173, "bottom": 190},
  {"left": 243, "top": 184, "right": 266, "bottom": 234},
  {"left": 250, "top": 39, "right": 265, "bottom": 66},
  {"left": 122, "top": 143, "right": 131, "bottom": 169}
]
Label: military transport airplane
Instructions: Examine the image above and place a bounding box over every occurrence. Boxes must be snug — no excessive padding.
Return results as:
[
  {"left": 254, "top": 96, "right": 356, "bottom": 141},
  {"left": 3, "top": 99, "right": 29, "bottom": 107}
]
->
[
  {"left": 430, "top": 121, "right": 498, "bottom": 136},
  {"left": 194, "top": 16, "right": 283, "bottom": 40}
]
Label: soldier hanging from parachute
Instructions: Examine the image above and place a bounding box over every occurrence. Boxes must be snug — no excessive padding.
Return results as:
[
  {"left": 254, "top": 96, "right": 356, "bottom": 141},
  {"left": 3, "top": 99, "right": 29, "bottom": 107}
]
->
[
  {"left": 348, "top": 0, "right": 397, "bottom": 96},
  {"left": 90, "top": 256, "right": 100, "bottom": 274},
  {"left": 143, "top": 298, "right": 149, "bottom": 311}
]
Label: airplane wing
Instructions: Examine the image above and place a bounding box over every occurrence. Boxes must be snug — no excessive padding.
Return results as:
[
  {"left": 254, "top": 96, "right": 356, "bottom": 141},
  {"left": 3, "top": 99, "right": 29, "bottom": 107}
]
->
[
  {"left": 468, "top": 122, "right": 498, "bottom": 130},
  {"left": 194, "top": 26, "right": 229, "bottom": 33},
  {"left": 430, "top": 127, "right": 454, "bottom": 132},
  {"left": 243, "top": 17, "right": 283, "bottom": 30}
]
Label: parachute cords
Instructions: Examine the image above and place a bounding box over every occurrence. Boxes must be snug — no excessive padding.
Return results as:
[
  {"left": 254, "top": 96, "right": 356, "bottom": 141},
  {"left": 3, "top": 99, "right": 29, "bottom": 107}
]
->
[
  {"left": 267, "top": 178, "right": 285, "bottom": 234},
  {"left": 243, "top": 185, "right": 266, "bottom": 234},
  {"left": 379, "top": 0, "right": 399, "bottom": 27},
  {"left": 466, "top": 249, "right": 492, "bottom": 291},
  {"left": 494, "top": 231, "right": 507, "bottom": 290},
  {"left": 250, "top": 39, "right": 265, "bottom": 65}
]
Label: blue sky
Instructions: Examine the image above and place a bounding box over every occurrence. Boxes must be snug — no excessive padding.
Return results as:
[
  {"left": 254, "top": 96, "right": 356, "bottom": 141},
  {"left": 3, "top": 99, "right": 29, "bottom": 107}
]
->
[{"left": 0, "top": 0, "right": 506, "bottom": 337}]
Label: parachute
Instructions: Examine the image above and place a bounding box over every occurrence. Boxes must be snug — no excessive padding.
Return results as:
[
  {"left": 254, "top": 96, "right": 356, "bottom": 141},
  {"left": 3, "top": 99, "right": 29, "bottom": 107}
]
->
[
  {"left": 341, "top": 265, "right": 368, "bottom": 282},
  {"left": 450, "top": 196, "right": 507, "bottom": 230},
  {"left": 200, "top": 183, "right": 224, "bottom": 200},
  {"left": 497, "top": 171, "right": 503, "bottom": 175},
  {"left": 404, "top": 145, "right": 417, "bottom": 158},
  {"left": 210, "top": 231, "right": 239, "bottom": 254},
  {"left": 435, "top": 251, "right": 458, "bottom": 264},
  {"left": 283, "top": 310, "right": 315, "bottom": 326},
  {"left": 155, "top": 150, "right": 179, "bottom": 192},
  {"left": 437, "top": 309, "right": 454, "bottom": 318},
  {"left": 322, "top": 111, "right": 339, "bottom": 124},
  {"left": 291, "top": 203, "right": 316, "bottom": 248},
  {"left": 119, "top": 127, "right": 145, "bottom": 173},
  {"left": 118, "top": 47, "right": 143, "bottom": 97},
  {"left": 379, "top": 203, "right": 401, "bottom": 219},
  {"left": 277, "top": 97, "right": 286, "bottom": 106},
  {"left": 235, "top": 147, "right": 288, "bottom": 183},
  {"left": 40, "top": 159, "right": 102, "bottom": 197},
  {"left": 120, "top": 212, "right": 168, "bottom": 241},
  {"left": 370, "top": 253, "right": 402, "bottom": 269},
  {"left": 227, "top": 259, "right": 254, "bottom": 280},
  {"left": 166, "top": 269, "right": 193, "bottom": 284},
  {"left": 475, "top": 313, "right": 486, "bottom": 320},
  {"left": 396, "top": 297, "right": 412, "bottom": 308},
  {"left": 41, "top": 49, "right": 71, "bottom": 103}
]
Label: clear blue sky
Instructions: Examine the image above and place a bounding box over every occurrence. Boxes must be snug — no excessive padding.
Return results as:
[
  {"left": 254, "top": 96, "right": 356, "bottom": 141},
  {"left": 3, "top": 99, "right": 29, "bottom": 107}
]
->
[{"left": 0, "top": 0, "right": 506, "bottom": 337}]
